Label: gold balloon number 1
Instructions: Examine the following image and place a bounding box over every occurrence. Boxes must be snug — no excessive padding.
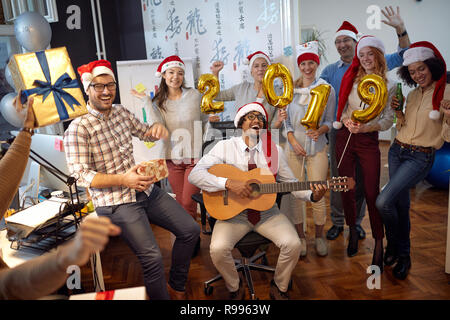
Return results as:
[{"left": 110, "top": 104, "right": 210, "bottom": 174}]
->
[
  {"left": 262, "top": 63, "right": 293, "bottom": 109},
  {"left": 353, "top": 74, "right": 388, "bottom": 123},
  {"left": 301, "top": 84, "right": 331, "bottom": 130},
  {"left": 198, "top": 74, "right": 224, "bottom": 114}
]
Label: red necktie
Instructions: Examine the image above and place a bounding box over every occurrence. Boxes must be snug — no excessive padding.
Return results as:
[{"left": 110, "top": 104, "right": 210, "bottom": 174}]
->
[{"left": 246, "top": 148, "right": 260, "bottom": 225}]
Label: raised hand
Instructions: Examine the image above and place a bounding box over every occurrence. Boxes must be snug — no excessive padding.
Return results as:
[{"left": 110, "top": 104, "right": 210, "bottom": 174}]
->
[
  {"left": 381, "top": 6, "right": 405, "bottom": 30},
  {"left": 210, "top": 61, "right": 224, "bottom": 77}
]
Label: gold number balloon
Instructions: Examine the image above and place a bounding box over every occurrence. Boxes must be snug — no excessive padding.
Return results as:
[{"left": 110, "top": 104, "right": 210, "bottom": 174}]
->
[
  {"left": 197, "top": 73, "right": 224, "bottom": 114},
  {"left": 352, "top": 74, "right": 388, "bottom": 123},
  {"left": 301, "top": 84, "right": 331, "bottom": 130},
  {"left": 262, "top": 63, "right": 294, "bottom": 108}
]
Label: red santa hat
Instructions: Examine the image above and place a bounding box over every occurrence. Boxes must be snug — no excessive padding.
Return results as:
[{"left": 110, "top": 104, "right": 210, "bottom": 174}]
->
[
  {"left": 77, "top": 59, "right": 116, "bottom": 93},
  {"left": 243, "top": 51, "right": 271, "bottom": 68},
  {"left": 234, "top": 102, "right": 268, "bottom": 128},
  {"left": 335, "top": 21, "right": 361, "bottom": 41},
  {"left": 333, "top": 36, "right": 385, "bottom": 129},
  {"left": 155, "top": 55, "right": 185, "bottom": 78},
  {"left": 297, "top": 40, "right": 320, "bottom": 66},
  {"left": 402, "top": 41, "right": 446, "bottom": 120}
]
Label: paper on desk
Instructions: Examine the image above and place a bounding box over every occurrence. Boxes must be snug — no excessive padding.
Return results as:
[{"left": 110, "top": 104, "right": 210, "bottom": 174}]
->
[{"left": 5, "top": 197, "right": 68, "bottom": 228}]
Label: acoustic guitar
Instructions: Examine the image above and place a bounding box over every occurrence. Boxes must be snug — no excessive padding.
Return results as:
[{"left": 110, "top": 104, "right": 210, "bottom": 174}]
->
[{"left": 202, "top": 164, "right": 355, "bottom": 221}]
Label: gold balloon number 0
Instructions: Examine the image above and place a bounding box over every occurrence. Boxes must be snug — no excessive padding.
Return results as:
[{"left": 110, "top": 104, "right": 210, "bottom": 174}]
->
[
  {"left": 198, "top": 74, "right": 224, "bottom": 114},
  {"left": 301, "top": 84, "right": 331, "bottom": 130},
  {"left": 352, "top": 74, "right": 388, "bottom": 124},
  {"left": 262, "top": 63, "right": 293, "bottom": 108}
]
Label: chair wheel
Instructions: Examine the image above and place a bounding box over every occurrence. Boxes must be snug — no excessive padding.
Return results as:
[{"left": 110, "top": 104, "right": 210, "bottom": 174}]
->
[{"left": 204, "top": 285, "right": 214, "bottom": 295}]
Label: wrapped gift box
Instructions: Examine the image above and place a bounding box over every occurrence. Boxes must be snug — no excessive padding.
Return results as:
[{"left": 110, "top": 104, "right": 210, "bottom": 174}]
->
[
  {"left": 137, "top": 159, "right": 169, "bottom": 182},
  {"left": 8, "top": 47, "right": 87, "bottom": 127}
]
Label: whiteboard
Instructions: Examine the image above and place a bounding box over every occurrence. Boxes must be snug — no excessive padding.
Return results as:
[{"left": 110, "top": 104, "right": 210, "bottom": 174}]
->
[{"left": 115, "top": 58, "right": 195, "bottom": 163}]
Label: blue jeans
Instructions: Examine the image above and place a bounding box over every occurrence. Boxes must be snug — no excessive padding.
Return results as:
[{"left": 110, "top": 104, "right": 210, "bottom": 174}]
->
[
  {"left": 376, "top": 143, "right": 435, "bottom": 257},
  {"left": 95, "top": 186, "right": 200, "bottom": 299}
]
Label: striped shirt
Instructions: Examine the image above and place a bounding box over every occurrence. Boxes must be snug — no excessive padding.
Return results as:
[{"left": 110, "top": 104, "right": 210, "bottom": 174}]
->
[{"left": 64, "top": 103, "right": 154, "bottom": 207}]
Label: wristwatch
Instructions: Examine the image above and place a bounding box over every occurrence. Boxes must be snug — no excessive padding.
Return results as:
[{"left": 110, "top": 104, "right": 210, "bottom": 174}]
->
[
  {"left": 397, "top": 30, "right": 408, "bottom": 38},
  {"left": 21, "top": 127, "right": 34, "bottom": 136},
  {"left": 310, "top": 192, "right": 318, "bottom": 203}
]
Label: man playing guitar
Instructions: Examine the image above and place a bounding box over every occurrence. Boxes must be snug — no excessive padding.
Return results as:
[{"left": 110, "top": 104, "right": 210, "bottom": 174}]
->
[{"left": 188, "top": 102, "right": 327, "bottom": 300}]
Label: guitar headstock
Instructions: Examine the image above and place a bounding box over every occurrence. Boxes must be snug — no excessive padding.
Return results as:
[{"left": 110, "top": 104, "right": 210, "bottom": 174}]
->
[{"left": 328, "top": 176, "right": 355, "bottom": 192}]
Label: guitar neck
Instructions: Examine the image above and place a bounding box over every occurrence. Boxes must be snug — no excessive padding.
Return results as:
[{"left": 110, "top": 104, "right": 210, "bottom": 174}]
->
[{"left": 259, "top": 180, "right": 328, "bottom": 194}]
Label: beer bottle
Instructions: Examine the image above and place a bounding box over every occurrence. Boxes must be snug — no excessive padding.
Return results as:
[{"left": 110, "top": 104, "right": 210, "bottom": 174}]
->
[{"left": 395, "top": 83, "right": 404, "bottom": 111}]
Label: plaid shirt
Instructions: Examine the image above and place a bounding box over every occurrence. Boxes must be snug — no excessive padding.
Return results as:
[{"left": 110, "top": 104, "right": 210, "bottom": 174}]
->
[{"left": 64, "top": 103, "right": 154, "bottom": 207}]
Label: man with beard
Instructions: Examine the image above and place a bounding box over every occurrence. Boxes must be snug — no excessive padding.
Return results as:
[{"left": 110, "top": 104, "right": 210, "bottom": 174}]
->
[{"left": 189, "top": 102, "right": 327, "bottom": 300}]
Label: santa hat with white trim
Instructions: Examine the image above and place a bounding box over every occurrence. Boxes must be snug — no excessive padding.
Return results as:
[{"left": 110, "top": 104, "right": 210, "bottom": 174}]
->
[
  {"left": 297, "top": 40, "right": 320, "bottom": 66},
  {"left": 243, "top": 51, "right": 271, "bottom": 69},
  {"left": 77, "top": 59, "right": 116, "bottom": 93},
  {"left": 155, "top": 55, "right": 185, "bottom": 78},
  {"left": 402, "top": 41, "right": 447, "bottom": 120},
  {"left": 234, "top": 102, "right": 268, "bottom": 128},
  {"left": 335, "top": 21, "right": 361, "bottom": 42}
]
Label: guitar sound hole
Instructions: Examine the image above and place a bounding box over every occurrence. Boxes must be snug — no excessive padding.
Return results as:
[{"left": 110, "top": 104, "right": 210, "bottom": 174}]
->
[{"left": 249, "top": 183, "right": 261, "bottom": 198}]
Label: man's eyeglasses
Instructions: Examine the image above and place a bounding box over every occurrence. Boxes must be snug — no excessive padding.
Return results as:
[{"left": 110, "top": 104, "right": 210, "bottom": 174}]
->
[
  {"left": 334, "top": 37, "right": 354, "bottom": 46},
  {"left": 245, "top": 113, "right": 265, "bottom": 122},
  {"left": 90, "top": 82, "right": 117, "bottom": 92}
]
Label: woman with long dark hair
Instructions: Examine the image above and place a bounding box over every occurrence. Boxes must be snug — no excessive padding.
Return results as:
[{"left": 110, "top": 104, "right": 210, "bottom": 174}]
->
[{"left": 376, "top": 42, "right": 450, "bottom": 280}]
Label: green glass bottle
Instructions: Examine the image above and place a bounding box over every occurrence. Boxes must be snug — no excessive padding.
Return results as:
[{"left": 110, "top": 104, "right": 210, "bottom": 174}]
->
[{"left": 395, "top": 83, "right": 404, "bottom": 112}]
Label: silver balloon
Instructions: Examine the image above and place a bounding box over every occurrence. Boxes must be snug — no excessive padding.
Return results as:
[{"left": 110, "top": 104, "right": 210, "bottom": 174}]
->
[
  {"left": 14, "top": 11, "right": 52, "bottom": 52},
  {"left": 0, "top": 92, "right": 26, "bottom": 128},
  {"left": 4, "top": 64, "right": 15, "bottom": 89}
]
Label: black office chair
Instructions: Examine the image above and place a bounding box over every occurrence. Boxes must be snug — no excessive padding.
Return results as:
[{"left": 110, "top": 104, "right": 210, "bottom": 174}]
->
[{"left": 192, "top": 192, "right": 288, "bottom": 300}]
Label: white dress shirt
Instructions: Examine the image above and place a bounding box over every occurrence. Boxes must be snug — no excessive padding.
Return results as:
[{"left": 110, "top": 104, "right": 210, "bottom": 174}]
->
[{"left": 188, "top": 136, "right": 312, "bottom": 200}]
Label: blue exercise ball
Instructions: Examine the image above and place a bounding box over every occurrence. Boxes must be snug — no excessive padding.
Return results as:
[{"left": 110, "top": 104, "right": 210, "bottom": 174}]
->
[
  {"left": 14, "top": 11, "right": 52, "bottom": 52},
  {"left": 425, "top": 142, "right": 450, "bottom": 189}
]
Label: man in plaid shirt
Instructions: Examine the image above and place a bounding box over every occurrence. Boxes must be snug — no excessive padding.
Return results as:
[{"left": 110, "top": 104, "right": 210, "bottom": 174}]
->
[{"left": 64, "top": 59, "right": 200, "bottom": 300}]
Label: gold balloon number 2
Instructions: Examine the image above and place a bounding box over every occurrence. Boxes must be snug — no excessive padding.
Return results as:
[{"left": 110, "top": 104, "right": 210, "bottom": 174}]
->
[
  {"left": 301, "top": 84, "right": 331, "bottom": 130},
  {"left": 353, "top": 74, "right": 388, "bottom": 123},
  {"left": 262, "top": 63, "right": 293, "bottom": 108},
  {"left": 197, "top": 74, "right": 224, "bottom": 114}
]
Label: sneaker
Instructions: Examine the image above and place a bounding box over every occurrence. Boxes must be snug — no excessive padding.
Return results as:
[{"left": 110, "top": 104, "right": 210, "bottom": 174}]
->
[
  {"left": 269, "top": 280, "right": 289, "bottom": 300},
  {"left": 315, "top": 237, "right": 328, "bottom": 257},
  {"left": 229, "top": 280, "right": 245, "bottom": 300},
  {"left": 299, "top": 238, "right": 307, "bottom": 257}
]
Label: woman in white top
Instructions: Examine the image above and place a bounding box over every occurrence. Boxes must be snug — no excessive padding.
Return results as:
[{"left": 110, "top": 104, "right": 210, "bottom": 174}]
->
[
  {"left": 132, "top": 55, "right": 209, "bottom": 221},
  {"left": 210, "top": 51, "right": 286, "bottom": 140},
  {"left": 284, "top": 41, "right": 336, "bottom": 257}
]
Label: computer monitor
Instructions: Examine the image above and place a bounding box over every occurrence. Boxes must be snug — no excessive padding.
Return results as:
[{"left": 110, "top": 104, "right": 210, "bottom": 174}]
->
[{"left": 13, "top": 131, "right": 73, "bottom": 194}]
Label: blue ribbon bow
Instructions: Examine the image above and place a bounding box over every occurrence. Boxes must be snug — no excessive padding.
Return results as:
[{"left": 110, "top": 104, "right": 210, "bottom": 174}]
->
[{"left": 20, "top": 51, "right": 82, "bottom": 121}]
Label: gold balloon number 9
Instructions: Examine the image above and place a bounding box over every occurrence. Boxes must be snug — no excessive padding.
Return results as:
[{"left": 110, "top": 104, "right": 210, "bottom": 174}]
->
[
  {"left": 198, "top": 74, "right": 224, "bottom": 114},
  {"left": 301, "top": 84, "right": 331, "bottom": 130},
  {"left": 262, "top": 63, "right": 293, "bottom": 108},
  {"left": 352, "top": 74, "right": 388, "bottom": 123}
]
